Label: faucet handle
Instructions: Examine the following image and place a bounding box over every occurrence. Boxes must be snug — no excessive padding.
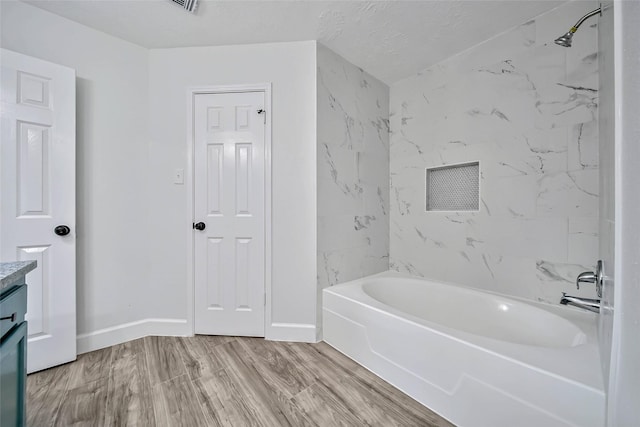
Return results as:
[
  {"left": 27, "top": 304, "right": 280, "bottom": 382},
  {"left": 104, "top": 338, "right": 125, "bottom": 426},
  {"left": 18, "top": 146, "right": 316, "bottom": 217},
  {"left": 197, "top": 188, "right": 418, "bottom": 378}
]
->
[
  {"left": 576, "top": 271, "right": 596, "bottom": 290},
  {"left": 575, "top": 260, "right": 604, "bottom": 298}
]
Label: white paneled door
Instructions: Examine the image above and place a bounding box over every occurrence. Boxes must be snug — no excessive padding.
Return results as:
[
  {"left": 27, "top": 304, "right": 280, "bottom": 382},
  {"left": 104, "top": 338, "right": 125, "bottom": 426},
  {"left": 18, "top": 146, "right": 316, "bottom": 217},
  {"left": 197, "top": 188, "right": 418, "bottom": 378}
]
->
[
  {"left": 0, "top": 49, "right": 76, "bottom": 373},
  {"left": 194, "top": 91, "right": 266, "bottom": 336}
]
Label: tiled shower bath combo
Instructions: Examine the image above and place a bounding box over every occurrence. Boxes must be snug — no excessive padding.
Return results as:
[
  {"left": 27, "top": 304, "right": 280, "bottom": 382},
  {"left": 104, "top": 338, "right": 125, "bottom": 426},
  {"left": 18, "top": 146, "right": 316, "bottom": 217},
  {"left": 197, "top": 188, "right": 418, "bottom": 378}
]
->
[{"left": 322, "top": 2, "right": 605, "bottom": 427}]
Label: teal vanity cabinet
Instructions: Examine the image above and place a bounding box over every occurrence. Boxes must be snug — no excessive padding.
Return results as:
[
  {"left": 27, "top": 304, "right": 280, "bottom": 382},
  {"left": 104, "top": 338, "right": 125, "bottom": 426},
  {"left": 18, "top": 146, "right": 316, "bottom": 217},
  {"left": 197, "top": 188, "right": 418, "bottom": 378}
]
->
[{"left": 1, "top": 261, "right": 36, "bottom": 427}]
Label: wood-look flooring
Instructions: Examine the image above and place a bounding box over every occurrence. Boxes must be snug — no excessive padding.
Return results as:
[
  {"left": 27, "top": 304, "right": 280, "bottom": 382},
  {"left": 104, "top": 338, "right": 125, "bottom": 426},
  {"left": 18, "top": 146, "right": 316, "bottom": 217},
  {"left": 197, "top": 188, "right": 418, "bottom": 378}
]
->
[{"left": 27, "top": 336, "right": 455, "bottom": 427}]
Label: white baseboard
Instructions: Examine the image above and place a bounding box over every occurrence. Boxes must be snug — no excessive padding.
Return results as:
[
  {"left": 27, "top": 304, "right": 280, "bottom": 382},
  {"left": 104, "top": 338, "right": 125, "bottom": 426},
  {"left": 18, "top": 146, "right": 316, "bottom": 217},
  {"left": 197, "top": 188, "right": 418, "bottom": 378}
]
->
[
  {"left": 77, "top": 319, "right": 318, "bottom": 353},
  {"left": 76, "top": 318, "right": 190, "bottom": 354},
  {"left": 267, "top": 322, "right": 318, "bottom": 342}
]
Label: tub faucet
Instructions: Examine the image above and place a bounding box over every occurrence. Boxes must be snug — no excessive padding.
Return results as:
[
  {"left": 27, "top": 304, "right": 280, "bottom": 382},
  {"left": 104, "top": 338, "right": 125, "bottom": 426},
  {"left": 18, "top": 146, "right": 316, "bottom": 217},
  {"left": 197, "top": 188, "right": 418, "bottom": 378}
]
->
[{"left": 560, "top": 293, "right": 600, "bottom": 313}]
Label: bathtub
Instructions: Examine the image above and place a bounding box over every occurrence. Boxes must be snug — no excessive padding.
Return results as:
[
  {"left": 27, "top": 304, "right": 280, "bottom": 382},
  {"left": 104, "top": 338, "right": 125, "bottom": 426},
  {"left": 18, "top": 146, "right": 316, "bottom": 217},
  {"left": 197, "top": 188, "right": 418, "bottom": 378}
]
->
[{"left": 322, "top": 271, "right": 605, "bottom": 427}]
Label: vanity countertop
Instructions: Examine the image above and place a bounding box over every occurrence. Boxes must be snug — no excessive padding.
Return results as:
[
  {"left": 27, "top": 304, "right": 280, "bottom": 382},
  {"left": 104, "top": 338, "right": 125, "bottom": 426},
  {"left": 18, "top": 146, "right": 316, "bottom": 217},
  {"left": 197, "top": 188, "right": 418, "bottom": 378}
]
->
[{"left": 0, "top": 261, "right": 37, "bottom": 292}]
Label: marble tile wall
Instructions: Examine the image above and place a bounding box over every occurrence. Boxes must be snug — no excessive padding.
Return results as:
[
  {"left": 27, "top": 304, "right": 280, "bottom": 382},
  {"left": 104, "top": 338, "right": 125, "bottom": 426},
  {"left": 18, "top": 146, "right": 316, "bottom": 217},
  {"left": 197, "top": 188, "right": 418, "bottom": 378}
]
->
[
  {"left": 317, "top": 43, "right": 390, "bottom": 302},
  {"left": 389, "top": 1, "right": 600, "bottom": 304}
]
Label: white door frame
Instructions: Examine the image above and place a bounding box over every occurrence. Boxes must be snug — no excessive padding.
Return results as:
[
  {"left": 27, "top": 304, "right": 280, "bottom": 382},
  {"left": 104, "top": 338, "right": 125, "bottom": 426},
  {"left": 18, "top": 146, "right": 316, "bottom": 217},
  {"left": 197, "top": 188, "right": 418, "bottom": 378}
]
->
[{"left": 185, "top": 83, "right": 272, "bottom": 337}]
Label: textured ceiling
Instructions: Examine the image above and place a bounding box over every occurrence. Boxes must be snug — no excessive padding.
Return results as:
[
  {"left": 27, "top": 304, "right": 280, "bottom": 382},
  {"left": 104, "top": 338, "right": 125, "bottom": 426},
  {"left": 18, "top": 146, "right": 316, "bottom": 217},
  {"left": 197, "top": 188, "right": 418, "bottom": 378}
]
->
[{"left": 22, "top": 0, "right": 567, "bottom": 84}]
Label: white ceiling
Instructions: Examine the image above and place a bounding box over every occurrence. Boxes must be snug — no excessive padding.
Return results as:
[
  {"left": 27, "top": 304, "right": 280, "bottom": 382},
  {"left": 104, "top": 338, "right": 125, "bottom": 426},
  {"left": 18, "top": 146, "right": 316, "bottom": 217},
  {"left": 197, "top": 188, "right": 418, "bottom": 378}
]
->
[{"left": 23, "top": 0, "right": 567, "bottom": 84}]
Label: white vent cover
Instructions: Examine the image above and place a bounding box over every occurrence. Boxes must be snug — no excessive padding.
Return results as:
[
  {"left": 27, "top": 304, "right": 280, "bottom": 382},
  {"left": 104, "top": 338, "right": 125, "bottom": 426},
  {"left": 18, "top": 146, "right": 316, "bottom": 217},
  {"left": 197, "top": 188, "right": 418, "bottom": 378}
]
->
[
  {"left": 171, "top": 0, "right": 198, "bottom": 13},
  {"left": 426, "top": 162, "right": 479, "bottom": 211}
]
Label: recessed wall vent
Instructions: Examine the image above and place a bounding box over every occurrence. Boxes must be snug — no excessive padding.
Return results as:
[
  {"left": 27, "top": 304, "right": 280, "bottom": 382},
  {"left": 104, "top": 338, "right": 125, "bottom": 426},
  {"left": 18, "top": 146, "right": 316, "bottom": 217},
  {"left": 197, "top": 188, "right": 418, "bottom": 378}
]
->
[
  {"left": 426, "top": 162, "right": 480, "bottom": 211},
  {"left": 171, "top": 0, "right": 198, "bottom": 13}
]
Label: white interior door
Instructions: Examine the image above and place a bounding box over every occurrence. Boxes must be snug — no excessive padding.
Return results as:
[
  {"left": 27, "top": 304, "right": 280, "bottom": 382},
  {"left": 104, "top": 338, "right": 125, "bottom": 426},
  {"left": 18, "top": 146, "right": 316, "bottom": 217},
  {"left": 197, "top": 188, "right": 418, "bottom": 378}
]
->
[
  {"left": 0, "top": 49, "right": 76, "bottom": 373},
  {"left": 194, "top": 91, "right": 266, "bottom": 336}
]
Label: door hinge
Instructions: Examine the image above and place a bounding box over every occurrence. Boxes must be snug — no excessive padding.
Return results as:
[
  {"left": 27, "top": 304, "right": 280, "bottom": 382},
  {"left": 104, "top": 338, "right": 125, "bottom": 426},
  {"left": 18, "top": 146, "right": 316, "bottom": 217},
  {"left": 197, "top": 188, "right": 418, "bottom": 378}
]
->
[{"left": 264, "top": 293, "right": 266, "bottom": 306}]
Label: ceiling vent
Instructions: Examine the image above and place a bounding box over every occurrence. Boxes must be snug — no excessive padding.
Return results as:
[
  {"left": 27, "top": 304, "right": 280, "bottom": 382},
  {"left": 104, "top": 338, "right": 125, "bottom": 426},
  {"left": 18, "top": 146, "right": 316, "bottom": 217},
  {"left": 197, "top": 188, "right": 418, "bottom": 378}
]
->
[{"left": 171, "top": 0, "right": 198, "bottom": 13}]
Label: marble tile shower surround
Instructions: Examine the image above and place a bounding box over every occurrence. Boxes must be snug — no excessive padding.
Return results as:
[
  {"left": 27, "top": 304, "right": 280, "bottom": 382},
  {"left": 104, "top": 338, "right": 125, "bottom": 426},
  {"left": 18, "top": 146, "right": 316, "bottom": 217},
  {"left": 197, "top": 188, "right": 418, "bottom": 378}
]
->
[
  {"left": 317, "top": 44, "right": 390, "bottom": 294},
  {"left": 389, "top": 1, "right": 600, "bottom": 305}
]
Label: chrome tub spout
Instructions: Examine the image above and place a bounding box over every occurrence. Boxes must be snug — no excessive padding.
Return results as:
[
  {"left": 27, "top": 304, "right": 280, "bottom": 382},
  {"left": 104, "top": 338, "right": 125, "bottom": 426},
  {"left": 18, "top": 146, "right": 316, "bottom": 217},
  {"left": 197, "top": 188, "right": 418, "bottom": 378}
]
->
[{"left": 560, "top": 293, "right": 600, "bottom": 314}]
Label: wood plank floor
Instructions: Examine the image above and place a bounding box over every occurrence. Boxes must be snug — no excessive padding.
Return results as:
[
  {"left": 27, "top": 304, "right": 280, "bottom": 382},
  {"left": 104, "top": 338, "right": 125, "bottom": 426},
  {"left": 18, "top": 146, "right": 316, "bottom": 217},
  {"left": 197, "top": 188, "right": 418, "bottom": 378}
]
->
[{"left": 27, "top": 336, "right": 455, "bottom": 427}]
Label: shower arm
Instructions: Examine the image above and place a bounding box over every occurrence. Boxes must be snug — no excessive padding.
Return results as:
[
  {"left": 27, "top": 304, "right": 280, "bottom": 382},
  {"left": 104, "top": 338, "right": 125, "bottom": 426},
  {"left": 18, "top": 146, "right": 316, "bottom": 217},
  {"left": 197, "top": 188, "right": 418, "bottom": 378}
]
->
[{"left": 568, "top": 7, "right": 602, "bottom": 34}]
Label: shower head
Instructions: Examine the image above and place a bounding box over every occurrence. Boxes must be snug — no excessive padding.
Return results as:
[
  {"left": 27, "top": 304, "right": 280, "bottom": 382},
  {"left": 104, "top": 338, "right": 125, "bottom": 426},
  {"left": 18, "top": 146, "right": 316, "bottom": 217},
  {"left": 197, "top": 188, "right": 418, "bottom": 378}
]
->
[
  {"left": 554, "top": 30, "right": 575, "bottom": 47},
  {"left": 554, "top": 6, "right": 601, "bottom": 48}
]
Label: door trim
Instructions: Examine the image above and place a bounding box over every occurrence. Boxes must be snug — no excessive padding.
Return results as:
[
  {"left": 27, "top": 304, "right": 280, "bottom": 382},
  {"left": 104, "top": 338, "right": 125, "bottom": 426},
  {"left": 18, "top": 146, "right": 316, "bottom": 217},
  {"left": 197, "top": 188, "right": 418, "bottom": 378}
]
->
[{"left": 186, "top": 83, "right": 272, "bottom": 338}]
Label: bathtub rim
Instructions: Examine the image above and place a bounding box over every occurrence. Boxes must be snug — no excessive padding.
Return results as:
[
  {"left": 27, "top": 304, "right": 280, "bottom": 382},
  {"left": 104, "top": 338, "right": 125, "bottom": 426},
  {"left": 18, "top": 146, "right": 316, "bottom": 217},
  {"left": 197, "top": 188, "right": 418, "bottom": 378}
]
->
[
  {"left": 323, "top": 270, "right": 605, "bottom": 395},
  {"left": 360, "top": 274, "right": 588, "bottom": 348}
]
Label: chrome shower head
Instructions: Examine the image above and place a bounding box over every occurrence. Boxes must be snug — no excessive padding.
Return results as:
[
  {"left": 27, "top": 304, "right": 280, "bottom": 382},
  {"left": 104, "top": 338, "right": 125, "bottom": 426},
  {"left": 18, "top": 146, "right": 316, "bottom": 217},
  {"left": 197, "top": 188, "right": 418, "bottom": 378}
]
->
[
  {"left": 554, "top": 6, "right": 601, "bottom": 48},
  {"left": 554, "top": 30, "right": 575, "bottom": 47}
]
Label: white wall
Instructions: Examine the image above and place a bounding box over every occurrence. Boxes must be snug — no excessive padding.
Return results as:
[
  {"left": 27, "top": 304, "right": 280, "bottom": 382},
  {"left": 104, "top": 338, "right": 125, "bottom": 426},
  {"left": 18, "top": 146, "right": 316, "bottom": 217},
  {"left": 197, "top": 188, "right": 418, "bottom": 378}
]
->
[
  {"left": 1, "top": 2, "right": 320, "bottom": 347},
  {"left": 607, "top": 1, "right": 640, "bottom": 425},
  {"left": 148, "top": 42, "right": 318, "bottom": 341},
  {"left": 389, "top": 1, "right": 600, "bottom": 304},
  {"left": 597, "top": 0, "right": 615, "bottom": 394},
  {"left": 316, "top": 44, "right": 389, "bottom": 331},
  {"left": 0, "top": 1, "right": 151, "bottom": 347}
]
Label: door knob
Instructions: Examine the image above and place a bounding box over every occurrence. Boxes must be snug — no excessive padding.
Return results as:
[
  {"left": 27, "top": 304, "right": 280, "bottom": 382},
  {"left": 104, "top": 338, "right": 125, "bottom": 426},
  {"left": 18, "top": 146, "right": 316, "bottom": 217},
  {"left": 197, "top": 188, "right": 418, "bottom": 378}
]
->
[
  {"left": 54, "top": 225, "right": 70, "bottom": 236},
  {"left": 193, "top": 222, "right": 206, "bottom": 231}
]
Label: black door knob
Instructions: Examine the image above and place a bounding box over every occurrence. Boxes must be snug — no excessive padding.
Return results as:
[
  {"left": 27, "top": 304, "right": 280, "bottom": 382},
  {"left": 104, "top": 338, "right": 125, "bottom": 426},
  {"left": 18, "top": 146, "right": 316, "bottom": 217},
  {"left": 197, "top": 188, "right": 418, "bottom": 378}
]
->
[
  {"left": 193, "top": 222, "right": 206, "bottom": 231},
  {"left": 54, "top": 225, "right": 70, "bottom": 236}
]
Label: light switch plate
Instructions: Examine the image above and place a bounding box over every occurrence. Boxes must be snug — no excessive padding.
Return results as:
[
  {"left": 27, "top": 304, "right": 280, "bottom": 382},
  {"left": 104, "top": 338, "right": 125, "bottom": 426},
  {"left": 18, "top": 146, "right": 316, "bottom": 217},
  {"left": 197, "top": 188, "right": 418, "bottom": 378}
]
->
[{"left": 174, "top": 168, "right": 184, "bottom": 184}]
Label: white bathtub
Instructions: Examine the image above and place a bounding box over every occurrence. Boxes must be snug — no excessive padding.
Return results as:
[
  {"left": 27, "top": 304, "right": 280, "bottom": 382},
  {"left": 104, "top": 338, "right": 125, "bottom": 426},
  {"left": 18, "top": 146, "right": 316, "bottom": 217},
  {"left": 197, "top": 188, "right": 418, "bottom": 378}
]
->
[{"left": 322, "top": 271, "right": 605, "bottom": 427}]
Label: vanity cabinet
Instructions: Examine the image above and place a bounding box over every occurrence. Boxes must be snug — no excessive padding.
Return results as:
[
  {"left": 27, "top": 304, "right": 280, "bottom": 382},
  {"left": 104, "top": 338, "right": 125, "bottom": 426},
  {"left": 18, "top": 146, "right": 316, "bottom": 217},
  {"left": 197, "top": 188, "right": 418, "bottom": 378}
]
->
[{"left": 0, "top": 261, "right": 35, "bottom": 427}]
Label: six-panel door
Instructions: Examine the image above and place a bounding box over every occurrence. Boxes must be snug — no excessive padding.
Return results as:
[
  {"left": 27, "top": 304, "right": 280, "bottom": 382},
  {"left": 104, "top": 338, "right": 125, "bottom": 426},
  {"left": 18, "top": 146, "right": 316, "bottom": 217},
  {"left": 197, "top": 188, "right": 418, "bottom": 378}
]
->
[
  {"left": 193, "top": 91, "right": 266, "bottom": 336},
  {"left": 0, "top": 49, "right": 77, "bottom": 373}
]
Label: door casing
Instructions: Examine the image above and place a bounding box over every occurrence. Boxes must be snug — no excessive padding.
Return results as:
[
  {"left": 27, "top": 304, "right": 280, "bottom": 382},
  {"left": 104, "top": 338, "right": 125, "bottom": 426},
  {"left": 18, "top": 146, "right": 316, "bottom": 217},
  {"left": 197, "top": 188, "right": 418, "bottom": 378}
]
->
[{"left": 186, "top": 84, "right": 272, "bottom": 337}]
